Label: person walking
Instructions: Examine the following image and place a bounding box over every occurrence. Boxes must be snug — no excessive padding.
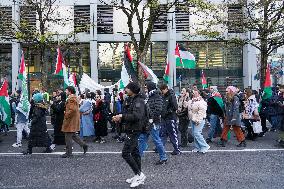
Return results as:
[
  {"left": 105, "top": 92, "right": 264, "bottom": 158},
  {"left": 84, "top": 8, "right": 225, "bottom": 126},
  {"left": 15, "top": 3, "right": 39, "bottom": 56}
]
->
[
  {"left": 50, "top": 92, "right": 66, "bottom": 149},
  {"left": 160, "top": 84, "right": 181, "bottom": 155},
  {"left": 206, "top": 86, "right": 224, "bottom": 143},
  {"left": 79, "top": 92, "right": 95, "bottom": 138},
  {"left": 177, "top": 88, "right": 190, "bottom": 147},
  {"left": 218, "top": 86, "right": 246, "bottom": 147},
  {"left": 61, "top": 86, "right": 88, "bottom": 158},
  {"left": 242, "top": 88, "right": 260, "bottom": 141},
  {"left": 138, "top": 81, "right": 168, "bottom": 165},
  {"left": 23, "top": 93, "right": 52, "bottom": 154},
  {"left": 12, "top": 100, "right": 30, "bottom": 148},
  {"left": 188, "top": 90, "right": 210, "bottom": 153},
  {"left": 112, "top": 82, "right": 146, "bottom": 188},
  {"left": 93, "top": 94, "right": 108, "bottom": 143}
]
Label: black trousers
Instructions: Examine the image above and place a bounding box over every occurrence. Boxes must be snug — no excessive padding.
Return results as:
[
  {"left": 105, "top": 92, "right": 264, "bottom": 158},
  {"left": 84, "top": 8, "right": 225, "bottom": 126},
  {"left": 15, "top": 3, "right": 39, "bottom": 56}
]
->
[
  {"left": 178, "top": 118, "right": 189, "bottom": 146},
  {"left": 122, "top": 132, "right": 141, "bottom": 175}
]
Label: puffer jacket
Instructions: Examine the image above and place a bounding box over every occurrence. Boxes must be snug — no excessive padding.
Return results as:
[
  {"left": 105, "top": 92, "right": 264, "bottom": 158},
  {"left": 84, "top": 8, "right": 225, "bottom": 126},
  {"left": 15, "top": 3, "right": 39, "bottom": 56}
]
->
[
  {"left": 224, "top": 95, "right": 242, "bottom": 126},
  {"left": 161, "top": 89, "right": 178, "bottom": 120},
  {"left": 122, "top": 93, "right": 146, "bottom": 132},
  {"left": 188, "top": 96, "right": 207, "bottom": 124},
  {"left": 146, "top": 90, "right": 163, "bottom": 124}
]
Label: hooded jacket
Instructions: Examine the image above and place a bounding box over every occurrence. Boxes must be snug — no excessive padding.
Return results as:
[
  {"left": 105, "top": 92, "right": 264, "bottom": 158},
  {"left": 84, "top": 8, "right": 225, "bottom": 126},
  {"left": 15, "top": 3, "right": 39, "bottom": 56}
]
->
[
  {"left": 122, "top": 93, "right": 146, "bottom": 132},
  {"left": 161, "top": 89, "right": 178, "bottom": 120},
  {"left": 146, "top": 90, "right": 163, "bottom": 124}
]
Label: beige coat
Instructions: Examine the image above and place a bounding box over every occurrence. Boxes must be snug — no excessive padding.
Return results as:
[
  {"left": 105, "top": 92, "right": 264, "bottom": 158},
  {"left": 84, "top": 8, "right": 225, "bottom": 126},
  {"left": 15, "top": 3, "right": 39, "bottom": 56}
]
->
[
  {"left": 62, "top": 94, "right": 80, "bottom": 133},
  {"left": 188, "top": 97, "right": 207, "bottom": 124}
]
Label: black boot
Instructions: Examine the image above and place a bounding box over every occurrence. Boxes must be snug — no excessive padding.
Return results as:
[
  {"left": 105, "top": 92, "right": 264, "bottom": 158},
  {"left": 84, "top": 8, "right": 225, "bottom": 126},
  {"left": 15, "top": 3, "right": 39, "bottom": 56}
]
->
[
  {"left": 237, "top": 140, "right": 247, "bottom": 147},
  {"left": 83, "top": 145, "right": 88, "bottom": 154},
  {"left": 43, "top": 147, "right": 52, "bottom": 153}
]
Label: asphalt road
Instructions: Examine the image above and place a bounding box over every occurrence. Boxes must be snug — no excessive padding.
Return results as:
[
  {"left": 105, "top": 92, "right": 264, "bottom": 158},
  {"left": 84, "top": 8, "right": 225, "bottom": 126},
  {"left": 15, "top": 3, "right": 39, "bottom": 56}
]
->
[{"left": 0, "top": 122, "right": 283, "bottom": 189}]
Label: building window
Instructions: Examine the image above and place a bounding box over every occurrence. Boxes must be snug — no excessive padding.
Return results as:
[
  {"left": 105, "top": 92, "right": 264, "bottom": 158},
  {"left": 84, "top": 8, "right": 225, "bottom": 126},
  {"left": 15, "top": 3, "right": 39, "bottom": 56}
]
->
[
  {"left": 153, "top": 5, "right": 167, "bottom": 32},
  {"left": 0, "top": 44, "right": 12, "bottom": 91},
  {"left": 0, "top": 6, "right": 12, "bottom": 38},
  {"left": 74, "top": 5, "right": 90, "bottom": 33},
  {"left": 97, "top": 5, "right": 113, "bottom": 34},
  {"left": 20, "top": 6, "right": 37, "bottom": 31},
  {"left": 228, "top": 5, "right": 244, "bottom": 33},
  {"left": 176, "top": 4, "right": 189, "bottom": 32}
]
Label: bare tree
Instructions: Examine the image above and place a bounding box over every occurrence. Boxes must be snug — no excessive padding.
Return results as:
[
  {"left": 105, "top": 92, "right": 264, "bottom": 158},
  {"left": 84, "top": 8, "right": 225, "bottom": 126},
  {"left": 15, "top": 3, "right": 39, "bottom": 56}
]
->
[
  {"left": 100, "top": 0, "right": 212, "bottom": 86},
  {"left": 198, "top": 0, "right": 284, "bottom": 87}
]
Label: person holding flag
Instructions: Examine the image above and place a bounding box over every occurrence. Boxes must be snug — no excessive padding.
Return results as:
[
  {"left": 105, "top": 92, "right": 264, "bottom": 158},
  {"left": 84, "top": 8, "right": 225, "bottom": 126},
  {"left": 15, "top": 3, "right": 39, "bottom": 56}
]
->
[
  {"left": 206, "top": 86, "right": 224, "bottom": 144},
  {"left": 0, "top": 80, "right": 11, "bottom": 142}
]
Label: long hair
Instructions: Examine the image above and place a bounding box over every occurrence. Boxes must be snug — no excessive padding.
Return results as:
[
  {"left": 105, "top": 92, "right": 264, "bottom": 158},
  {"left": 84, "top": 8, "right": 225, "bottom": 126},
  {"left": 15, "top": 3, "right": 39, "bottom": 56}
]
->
[{"left": 226, "top": 92, "right": 235, "bottom": 103}]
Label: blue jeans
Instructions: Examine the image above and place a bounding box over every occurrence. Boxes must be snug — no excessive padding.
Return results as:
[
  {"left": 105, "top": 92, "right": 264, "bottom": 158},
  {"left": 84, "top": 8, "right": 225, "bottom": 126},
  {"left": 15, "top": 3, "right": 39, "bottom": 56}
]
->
[
  {"left": 138, "top": 124, "right": 167, "bottom": 161},
  {"left": 192, "top": 120, "right": 209, "bottom": 151},
  {"left": 207, "top": 114, "right": 222, "bottom": 140}
]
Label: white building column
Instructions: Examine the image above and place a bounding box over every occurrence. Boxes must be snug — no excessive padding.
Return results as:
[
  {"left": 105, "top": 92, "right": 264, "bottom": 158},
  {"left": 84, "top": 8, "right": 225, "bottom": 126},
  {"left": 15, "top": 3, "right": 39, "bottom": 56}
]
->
[
  {"left": 167, "top": 1, "right": 176, "bottom": 89},
  {"left": 243, "top": 32, "right": 259, "bottom": 90},
  {"left": 90, "top": 1, "right": 98, "bottom": 82},
  {"left": 12, "top": 1, "right": 21, "bottom": 91}
]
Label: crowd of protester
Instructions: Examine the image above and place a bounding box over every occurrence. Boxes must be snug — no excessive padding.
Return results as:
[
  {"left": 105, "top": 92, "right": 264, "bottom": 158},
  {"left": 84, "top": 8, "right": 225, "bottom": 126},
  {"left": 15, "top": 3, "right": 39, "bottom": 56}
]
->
[{"left": 1, "top": 83, "right": 284, "bottom": 152}]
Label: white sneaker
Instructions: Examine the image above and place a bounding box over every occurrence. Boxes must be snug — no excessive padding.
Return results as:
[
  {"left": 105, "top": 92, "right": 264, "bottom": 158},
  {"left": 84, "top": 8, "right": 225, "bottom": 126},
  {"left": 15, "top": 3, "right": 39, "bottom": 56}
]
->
[
  {"left": 200, "top": 146, "right": 210, "bottom": 154},
  {"left": 126, "top": 175, "right": 137, "bottom": 184},
  {"left": 130, "top": 173, "right": 146, "bottom": 188},
  {"left": 192, "top": 148, "right": 199, "bottom": 152},
  {"left": 12, "top": 143, "right": 22, "bottom": 148},
  {"left": 50, "top": 144, "right": 56, "bottom": 150}
]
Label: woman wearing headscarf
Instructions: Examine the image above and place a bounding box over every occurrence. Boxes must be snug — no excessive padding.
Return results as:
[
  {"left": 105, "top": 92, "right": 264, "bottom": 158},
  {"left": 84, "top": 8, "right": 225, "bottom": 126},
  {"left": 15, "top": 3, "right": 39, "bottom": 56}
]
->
[
  {"left": 93, "top": 94, "right": 108, "bottom": 143},
  {"left": 218, "top": 86, "right": 246, "bottom": 147},
  {"left": 242, "top": 88, "right": 260, "bottom": 141},
  {"left": 23, "top": 93, "right": 52, "bottom": 154},
  {"left": 80, "top": 92, "right": 95, "bottom": 138},
  {"left": 50, "top": 92, "right": 66, "bottom": 149}
]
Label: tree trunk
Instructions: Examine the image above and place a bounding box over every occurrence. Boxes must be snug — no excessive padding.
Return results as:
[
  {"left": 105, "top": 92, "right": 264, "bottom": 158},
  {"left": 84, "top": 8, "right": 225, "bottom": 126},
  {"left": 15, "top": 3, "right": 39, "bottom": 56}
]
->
[
  {"left": 137, "top": 51, "right": 145, "bottom": 91},
  {"left": 260, "top": 51, "right": 268, "bottom": 88},
  {"left": 40, "top": 45, "right": 47, "bottom": 90}
]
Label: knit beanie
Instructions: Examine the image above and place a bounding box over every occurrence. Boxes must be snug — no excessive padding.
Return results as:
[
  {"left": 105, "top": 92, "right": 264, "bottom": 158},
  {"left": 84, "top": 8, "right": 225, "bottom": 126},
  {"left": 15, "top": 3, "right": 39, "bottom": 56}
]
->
[
  {"left": 33, "top": 93, "right": 43, "bottom": 103},
  {"left": 126, "top": 82, "right": 140, "bottom": 94},
  {"left": 146, "top": 81, "right": 157, "bottom": 92}
]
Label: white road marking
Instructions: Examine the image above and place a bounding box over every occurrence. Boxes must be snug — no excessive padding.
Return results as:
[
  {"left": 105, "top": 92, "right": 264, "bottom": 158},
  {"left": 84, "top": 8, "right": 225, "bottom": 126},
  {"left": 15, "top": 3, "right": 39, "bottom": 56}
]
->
[
  {"left": 0, "top": 148, "right": 283, "bottom": 156},
  {"left": 8, "top": 129, "right": 54, "bottom": 132}
]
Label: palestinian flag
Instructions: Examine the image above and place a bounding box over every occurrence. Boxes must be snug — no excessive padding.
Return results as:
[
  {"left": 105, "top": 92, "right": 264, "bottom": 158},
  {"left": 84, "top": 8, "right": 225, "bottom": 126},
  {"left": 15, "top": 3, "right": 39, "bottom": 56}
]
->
[
  {"left": 175, "top": 44, "right": 196, "bottom": 69},
  {"left": 18, "top": 53, "right": 26, "bottom": 81},
  {"left": 201, "top": 70, "right": 207, "bottom": 89},
  {"left": 124, "top": 44, "right": 138, "bottom": 83},
  {"left": 55, "top": 47, "right": 70, "bottom": 89},
  {"left": 0, "top": 80, "right": 11, "bottom": 126},
  {"left": 68, "top": 73, "right": 77, "bottom": 87},
  {"left": 163, "top": 57, "right": 170, "bottom": 83},
  {"left": 138, "top": 61, "right": 159, "bottom": 84},
  {"left": 262, "top": 64, "right": 272, "bottom": 100},
  {"left": 119, "top": 64, "right": 131, "bottom": 90},
  {"left": 17, "top": 52, "right": 30, "bottom": 118}
]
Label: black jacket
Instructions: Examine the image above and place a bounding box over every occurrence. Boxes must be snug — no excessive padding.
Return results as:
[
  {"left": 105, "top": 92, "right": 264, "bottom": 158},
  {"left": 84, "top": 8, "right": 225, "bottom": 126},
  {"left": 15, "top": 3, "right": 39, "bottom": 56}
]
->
[
  {"left": 29, "top": 103, "right": 51, "bottom": 147},
  {"left": 122, "top": 93, "right": 146, "bottom": 132},
  {"left": 207, "top": 97, "right": 224, "bottom": 117},
  {"left": 147, "top": 90, "right": 163, "bottom": 124},
  {"left": 161, "top": 89, "right": 178, "bottom": 120}
]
